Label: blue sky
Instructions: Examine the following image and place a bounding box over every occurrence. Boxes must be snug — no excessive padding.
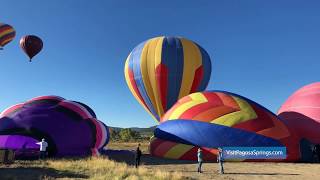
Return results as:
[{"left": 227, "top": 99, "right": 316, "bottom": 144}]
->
[{"left": 1, "top": 0, "right": 320, "bottom": 128}]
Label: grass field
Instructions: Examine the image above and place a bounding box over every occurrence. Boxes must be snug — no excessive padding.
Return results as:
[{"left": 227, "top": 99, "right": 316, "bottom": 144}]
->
[
  {"left": 1, "top": 142, "right": 320, "bottom": 179},
  {"left": 0, "top": 157, "right": 184, "bottom": 180}
]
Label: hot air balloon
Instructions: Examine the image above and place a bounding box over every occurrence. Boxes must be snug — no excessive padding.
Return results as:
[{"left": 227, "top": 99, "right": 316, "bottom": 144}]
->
[
  {"left": 20, "top": 35, "right": 43, "bottom": 61},
  {"left": 0, "top": 23, "right": 16, "bottom": 49},
  {"left": 278, "top": 82, "right": 320, "bottom": 161},
  {"left": 151, "top": 91, "right": 300, "bottom": 161},
  {"left": 124, "top": 36, "right": 212, "bottom": 122},
  {"left": 0, "top": 96, "right": 109, "bottom": 159}
]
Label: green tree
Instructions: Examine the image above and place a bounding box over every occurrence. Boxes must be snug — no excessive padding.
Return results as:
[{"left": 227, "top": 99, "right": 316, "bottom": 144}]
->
[
  {"left": 119, "top": 128, "right": 141, "bottom": 142},
  {"left": 110, "top": 129, "right": 120, "bottom": 141}
]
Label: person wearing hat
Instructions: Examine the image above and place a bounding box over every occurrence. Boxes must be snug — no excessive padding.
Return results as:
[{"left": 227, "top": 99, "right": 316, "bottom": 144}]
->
[
  {"left": 197, "top": 148, "right": 203, "bottom": 173},
  {"left": 36, "top": 138, "right": 48, "bottom": 160}
]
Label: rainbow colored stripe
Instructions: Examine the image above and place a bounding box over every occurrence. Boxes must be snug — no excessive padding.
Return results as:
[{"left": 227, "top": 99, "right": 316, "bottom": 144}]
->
[
  {"left": 0, "top": 23, "right": 15, "bottom": 47},
  {"left": 124, "top": 37, "right": 211, "bottom": 122}
]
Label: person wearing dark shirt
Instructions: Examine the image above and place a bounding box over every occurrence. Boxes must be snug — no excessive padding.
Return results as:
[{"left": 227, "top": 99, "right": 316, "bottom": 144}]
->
[{"left": 135, "top": 144, "right": 142, "bottom": 168}]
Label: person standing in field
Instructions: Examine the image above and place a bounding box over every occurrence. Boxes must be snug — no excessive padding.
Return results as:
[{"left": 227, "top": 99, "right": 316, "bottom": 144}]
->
[
  {"left": 197, "top": 148, "right": 203, "bottom": 173},
  {"left": 217, "top": 148, "right": 224, "bottom": 174},
  {"left": 36, "top": 138, "right": 48, "bottom": 160},
  {"left": 135, "top": 143, "right": 142, "bottom": 168}
]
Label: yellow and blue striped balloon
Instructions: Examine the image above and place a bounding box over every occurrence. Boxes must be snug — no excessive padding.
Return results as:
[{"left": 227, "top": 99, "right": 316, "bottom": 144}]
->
[{"left": 124, "top": 36, "right": 212, "bottom": 122}]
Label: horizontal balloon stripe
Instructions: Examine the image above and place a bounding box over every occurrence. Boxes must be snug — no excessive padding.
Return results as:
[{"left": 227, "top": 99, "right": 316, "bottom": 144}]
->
[
  {"left": 164, "top": 143, "right": 193, "bottom": 159},
  {"left": 154, "top": 140, "right": 178, "bottom": 157},
  {"left": 0, "top": 29, "right": 15, "bottom": 37},
  {"left": 0, "top": 23, "right": 15, "bottom": 47},
  {"left": 167, "top": 93, "right": 208, "bottom": 120},
  {"left": 177, "top": 93, "right": 226, "bottom": 120},
  {"left": 193, "top": 106, "right": 238, "bottom": 122},
  {"left": 150, "top": 137, "right": 218, "bottom": 161},
  {"left": 161, "top": 96, "right": 193, "bottom": 121},
  {"left": 155, "top": 120, "right": 283, "bottom": 148}
]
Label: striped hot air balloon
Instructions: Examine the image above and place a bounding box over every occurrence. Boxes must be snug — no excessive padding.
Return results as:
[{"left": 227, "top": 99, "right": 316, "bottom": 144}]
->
[
  {"left": 0, "top": 23, "right": 16, "bottom": 49},
  {"left": 124, "top": 36, "right": 212, "bottom": 122},
  {"left": 151, "top": 91, "right": 300, "bottom": 161}
]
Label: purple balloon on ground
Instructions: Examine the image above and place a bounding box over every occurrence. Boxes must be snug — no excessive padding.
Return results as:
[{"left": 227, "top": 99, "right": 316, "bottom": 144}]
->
[{"left": 0, "top": 96, "right": 109, "bottom": 159}]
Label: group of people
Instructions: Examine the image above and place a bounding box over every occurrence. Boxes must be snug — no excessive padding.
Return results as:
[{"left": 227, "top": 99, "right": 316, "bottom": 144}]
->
[{"left": 197, "top": 148, "right": 224, "bottom": 174}]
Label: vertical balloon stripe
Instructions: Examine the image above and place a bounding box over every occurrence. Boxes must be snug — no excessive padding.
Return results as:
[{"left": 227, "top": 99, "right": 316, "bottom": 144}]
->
[
  {"left": 162, "top": 37, "right": 184, "bottom": 111},
  {"left": 140, "top": 40, "right": 159, "bottom": 117},
  {"left": 196, "top": 44, "right": 212, "bottom": 91},
  {"left": 155, "top": 64, "right": 168, "bottom": 112},
  {"left": 125, "top": 59, "right": 149, "bottom": 111},
  {"left": 146, "top": 37, "right": 165, "bottom": 119},
  {"left": 130, "top": 41, "right": 159, "bottom": 119},
  {"left": 178, "top": 38, "right": 202, "bottom": 99},
  {"left": 190, "top": 66, "right": 204, "bottom": 92}
]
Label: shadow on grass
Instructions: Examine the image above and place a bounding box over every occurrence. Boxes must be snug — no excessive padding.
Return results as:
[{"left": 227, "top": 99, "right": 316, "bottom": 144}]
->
[
  {"left": 0, "top": 167, "right": 88, "bottom": 179},
  {"left": 225, "top": 172, "right": 300, "bottom": 176}
]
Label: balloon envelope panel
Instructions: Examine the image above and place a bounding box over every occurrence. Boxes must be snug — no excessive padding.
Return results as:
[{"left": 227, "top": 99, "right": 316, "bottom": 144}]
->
[
  {"left": 124, "top": 36, "right": 211, "bottom": 122},
  {"left": 0, "top": 96, "right": 109, "bottom": 159}
]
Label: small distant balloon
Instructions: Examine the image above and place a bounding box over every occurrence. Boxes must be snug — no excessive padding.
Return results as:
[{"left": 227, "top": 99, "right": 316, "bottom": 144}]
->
[
  {"left": 0, "top": 23, "right": 16, "bottom": 49},
  {"left": 20, "top": 35, "right": 43, "bottom": 61}
]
